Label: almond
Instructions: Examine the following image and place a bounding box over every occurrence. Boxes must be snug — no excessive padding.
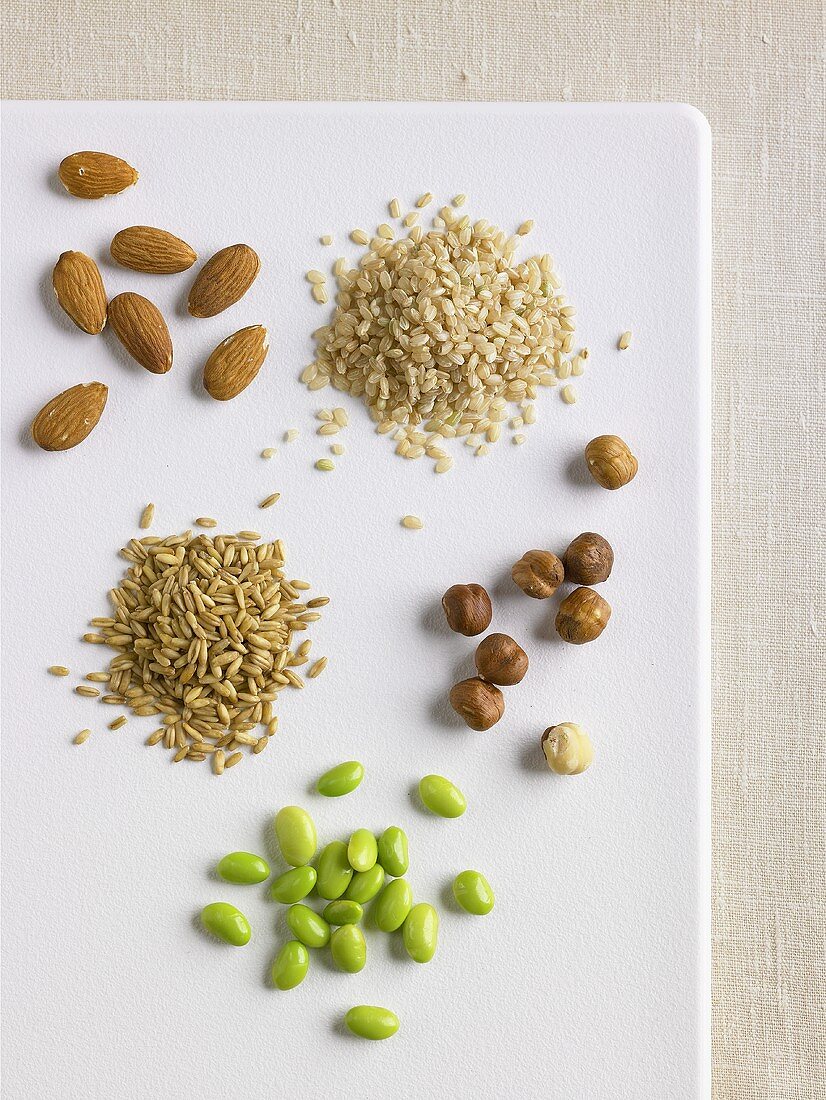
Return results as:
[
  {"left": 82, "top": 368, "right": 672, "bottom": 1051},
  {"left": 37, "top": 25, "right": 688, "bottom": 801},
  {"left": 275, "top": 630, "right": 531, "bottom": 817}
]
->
[
  {"left": 188, "top": 244, "right": 261, "bottom": 318},
  {"left": 107, "top": 293, "right": 173, "bottom": 374},
  {"left": 110, "top": 226, "right": 197, "bottom": 274},
  {"left": 58, "top": 151, "right": 139, "bottom": 199},
  {"left": 52, "top": 251, "right": 108, "bottom": 334},
  {"left": 31, "top": 382, "right": 108, "bottom": 451},
  {"left": 203, "top": 325, "right": 269, "bottom": 400}
]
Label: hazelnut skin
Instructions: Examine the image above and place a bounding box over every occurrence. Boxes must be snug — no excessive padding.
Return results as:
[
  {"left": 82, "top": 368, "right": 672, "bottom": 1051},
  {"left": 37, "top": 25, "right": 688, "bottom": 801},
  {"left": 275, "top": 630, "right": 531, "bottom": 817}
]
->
[
  {"left": 511, "top": 550, "right": 565, "bottom": 599},
  {"left": 555, "top": 587, "right": 612, "bottom": 644},
  {"left": 449, "top": 677, "right": 505, "bottom": 731},
  {"left": 474, "top": 633, "right": 529, "bottom": 686},
  {"left": 563, "top": 532, "right": 614, "bottom": 585},
  {"left": 441, "top": 583, "right": 492, "bottom": 636},
  {"left": 584, "top": 435, "right": 638, "bottom": 490}
]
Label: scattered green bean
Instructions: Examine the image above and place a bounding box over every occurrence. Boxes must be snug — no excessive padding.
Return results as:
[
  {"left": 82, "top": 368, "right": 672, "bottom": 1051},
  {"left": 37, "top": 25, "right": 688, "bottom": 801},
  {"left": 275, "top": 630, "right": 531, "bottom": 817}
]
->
[
  {"left": 323, "top": 899, "right": 364, "bottom": 925},
  {"left": 348, "top": 829, "right": 378, "bottom": 873},
  {"left": 272, "top": 940, "right": 309, "bottom": 989},
  {"left": 285, "top": 903, "right": 331, "bottom": 948},
  {"left": 316, "top": 840, "right": 354, "bottom": 899},
  {"left": 374, "top": 878, "right": 413, "bottom": 932},
  {"left": 216, "top": 851, "right": 270, "bottom": 885},
  {"left": 270, "top": 865, "right": 317, "bottom": 904},
  {"left": 275, "top": 806, "right": 317, "bottom": 866},
  {"left": 330, "top": 924, "right": 367, "bottom": 972},
  {"left": 377, "top": 826, "right": 409, "bottom": 877},
  {"left": 452, "top": 870, "right": 495, "bottom": 915},
  {"left": 200, "top": 902, "right": 251, "bottom": 946},
  {"left": 345, "top": 1005, "right": 399, "bottom": 1040},
  {"left": 402, "top": 903, "right": 439, "bottom": 963},
  {"left": 316, "top": 760, "right": 364, "bottom": 797},
  {"left": 344, "top": 863, "right": 386, "bottom": 905},
  {"left": 418, "top": 774, "right": 467, "bottom": 818}
]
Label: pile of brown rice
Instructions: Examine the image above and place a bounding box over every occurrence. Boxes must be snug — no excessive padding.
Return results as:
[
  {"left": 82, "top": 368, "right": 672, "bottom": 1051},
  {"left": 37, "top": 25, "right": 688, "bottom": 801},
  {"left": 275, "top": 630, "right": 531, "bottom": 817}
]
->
[
  {"left": 82, "top": 530, "right": 326, "bottom": 772},
  {"left": 302, "top": 201, "right": 581, "bottom": 464}
]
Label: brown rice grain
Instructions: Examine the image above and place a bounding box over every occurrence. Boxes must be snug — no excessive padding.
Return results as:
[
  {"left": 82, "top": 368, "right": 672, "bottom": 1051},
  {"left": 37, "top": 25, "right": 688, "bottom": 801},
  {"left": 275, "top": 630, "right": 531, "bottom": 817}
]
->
[
  {"left": 388, "top": 198, "right": 401, "bottom": 218},
  {"left": 213, "top": 750, "right": 225, "bottom": 774},
  {"left": 308, "top": 657, "right": 327, "bottom": 678},
  {"left": 259, "top": 493, "right": 281, "bottom": 509},
  {"left": 139, "top": 503, "right": 155, "bottom": 530},
  {"left": 195, "top": 517, "right": 218, "bottom": 528},
  {"left": 225, "top": 751, "right": 243, "bottom": 769},
  {"left": 401, "top": 515, "right": 423, "bottom": 530},
  {"left": 49, "top": 665, "right": 70, "bottom": 677},
  {"left": 109, "top": 716, "right": 128, "bottom": 730},
  {"left": 75, "top": 685, "right": 100, "bottom": 698},
  {"left": 73, "top": 729, "right": 91, "bottom": 745}
]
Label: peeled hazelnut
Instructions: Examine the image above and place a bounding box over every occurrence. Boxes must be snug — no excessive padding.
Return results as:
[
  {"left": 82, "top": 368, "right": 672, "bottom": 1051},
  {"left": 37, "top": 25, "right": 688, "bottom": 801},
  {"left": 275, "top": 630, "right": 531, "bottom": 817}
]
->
[
  {"left": 441, "top": 583, "right": 492, "bottom": 636},
  {"left": 474, "top": 633, "right": 529, "bottom": 686},
  {"left": 511, "top": 549, "right": 564, "bottom": 599},
  {"left": 449, "top": 677, "right": 505, "bottom": 730},
  {"left": 585, "top": 434, "right": 638, "bottom": 490},
  {"left": 555, "top": 587, "right": 611, "bottom": 644},
  {"left": 541, "top": 723, "right": 594, "bottom": 775},
  {"left": 563, "top": 532, "right": 614, "bottom": 585}
]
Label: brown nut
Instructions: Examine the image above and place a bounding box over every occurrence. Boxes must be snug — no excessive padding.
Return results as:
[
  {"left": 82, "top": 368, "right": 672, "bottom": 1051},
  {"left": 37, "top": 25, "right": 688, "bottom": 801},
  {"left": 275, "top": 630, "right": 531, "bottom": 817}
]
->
[
  {"left": 474, "top": 633, "right": 529, "bottom": 686},
  {"left": 511, "top": 550, "right": 564, "bottom": 599},
  {"left": 441, "top": 583, "right": 492, "bottom": 636},
  {"left": 449, "top": 677, "right": 505, "bottom": 730},
  {"left": 555, "top": 587, "right": 611, "bottom": 644},
  {"left": 563, "top": 533, "right": 614, "bottom": 585},
  {"left": 585, "top": 435, "right": 638, "bottom": 490}
]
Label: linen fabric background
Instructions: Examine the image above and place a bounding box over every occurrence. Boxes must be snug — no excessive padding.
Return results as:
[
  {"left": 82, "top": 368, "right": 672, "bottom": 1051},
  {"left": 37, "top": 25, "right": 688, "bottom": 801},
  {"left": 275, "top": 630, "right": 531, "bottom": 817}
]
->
[{"left": 2, "top": 2, "right": 824, "bottom": 1097}]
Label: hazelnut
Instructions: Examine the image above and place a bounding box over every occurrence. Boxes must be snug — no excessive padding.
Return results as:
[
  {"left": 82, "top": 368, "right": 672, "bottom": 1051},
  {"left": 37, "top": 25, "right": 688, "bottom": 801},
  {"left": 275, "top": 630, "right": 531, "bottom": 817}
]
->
[
  {"left": 441, "top": 583, "right": 492, "bottom": 636},
  {"left": 563, "top": 532, "right": 614, "bottom": 585},
  {"left": 555, "top": 587, "right": 611, "bottom": 644},
  {"left": 474, "top": 633, "right": 529, "bottom": 685},
  {"left": 584, "top": 434, "right": 638, "bottom": 490},
  {"left": 511, "top": 549, "right": 564, "bottom": 599},
  {"left": 541, "top": 723, "right": 594, "bottom": 775},
  {"left": 449, "top": 677, "right": 505, "bottom": 731}
]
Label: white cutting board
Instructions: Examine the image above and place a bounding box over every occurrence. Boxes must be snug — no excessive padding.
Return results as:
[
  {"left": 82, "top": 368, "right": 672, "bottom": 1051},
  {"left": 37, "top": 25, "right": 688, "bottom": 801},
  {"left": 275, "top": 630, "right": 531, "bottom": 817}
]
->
[{"left": 0, "top": 102, "right": 710, "bottom": 1100}]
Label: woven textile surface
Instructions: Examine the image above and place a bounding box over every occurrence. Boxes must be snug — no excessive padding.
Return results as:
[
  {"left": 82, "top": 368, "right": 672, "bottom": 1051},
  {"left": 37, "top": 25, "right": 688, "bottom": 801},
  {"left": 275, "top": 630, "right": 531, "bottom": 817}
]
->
[{"left": 2, "top": 2, "right": 824, "bottom": 1096}]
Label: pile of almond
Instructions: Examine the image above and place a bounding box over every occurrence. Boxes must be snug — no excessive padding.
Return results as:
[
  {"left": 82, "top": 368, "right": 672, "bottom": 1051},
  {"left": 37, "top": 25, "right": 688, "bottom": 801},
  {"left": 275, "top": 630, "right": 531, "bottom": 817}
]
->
[{"left": 32, "top": 150, "right": 268, "bottom": 452}]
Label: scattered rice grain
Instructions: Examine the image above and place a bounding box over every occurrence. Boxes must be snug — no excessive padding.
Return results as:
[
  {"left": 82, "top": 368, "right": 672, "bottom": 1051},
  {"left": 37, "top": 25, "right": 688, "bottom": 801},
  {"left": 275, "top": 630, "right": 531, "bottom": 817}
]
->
[
  {"left": 285, "top": 429, "right": 299, "bottom": 442},
  {"left": 306, "top": 270, "right": 327, "bottom": 284},
  {"left": 261, "top": 448, "right": 276, "bottom": 459},
  {"left": 517, "top": 220, "right": 534, "bottom": 235},
  {"left": 388, "top": 198, "right": 401, "bottom": 218},
  {"left": 618, "top": 331, "right": 632, "bottom": 350},
  {"left": 73, "top": 729, "right": 91, "bottom": 745},
  {"left": 415, "top": 192, "right": 433, "bottom": 208},
  {"left": 109, "top": 715, "right": 128, "bottom": 730},
  {"left": 139, "top": 503, "right": 155, "bottom": 530},
  {"left": 512, "top": 434, "right": 526, "bottom": 445},
  {"left": 315, "top": 458, "right": 335, "bottom": 471},
  {"left": 561, "top": 384, "right": 578, "bottom": 404},
  {"left": 331, "top": 443, "right": 345, "bottom": 455},
  {"left": 320, "top": 234, "right": 333, "bottom": 246},
  {"left": 259, "top": 493, "right": 281, "bottom": 509},
  {"left": 75, "top": 685, "right": 100, "bottom": 698},
  {"left": 452, "top": 193, "right": 467, "bottom": 207},
  {"left": 49, "top": 665, "right": 70, "bottom": 677},
  {"left": 225, "top": 751, "right": 243, "bottom": 769},
  {"left": 435, "top": 457, "right": 453, "bottom": 474},
  {"left": 401, "top": 515, "right": 423, "bottom": 530},
  {"left": 195, "top": 517, "right": 218, "bottom": 528},
  {"left": 312, "top": 284, "right": 328, "bottom": 305},
  {"left": 350, "top": 229, "right": 370, "bottom": 245}
]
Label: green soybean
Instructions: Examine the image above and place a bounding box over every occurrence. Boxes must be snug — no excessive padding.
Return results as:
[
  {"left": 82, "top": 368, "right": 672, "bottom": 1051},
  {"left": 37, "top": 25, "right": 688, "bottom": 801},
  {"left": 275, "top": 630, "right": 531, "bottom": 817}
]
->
[
  {"left": 323, "top": 899, "right": 364, "bottom": 925},
  {"left": 270, "top": 865, "right": 317, "bottom": 904},
  {"left": 374, "top": 878, "right": 413, "bottom": 932},
  {"left": 315, "top": 760, "right": 364, "bottom": 797},
  {"left": 316, "top": 840, "right": 353, "bottom": 900},
  {"left": 200, "top": 902, "right": 251, "bottom": 946},
  {"left": 285, "top": 903, "right": 330, "bottom": 948},
  {"left": 377, "top": 826, "right": 409, "bottom": 877},
  {"left": 348, "top": 829, "right": 378, "bottom": 873},
  {"left": 402, "top": 903, "right": 439, "bottom": 963},
  {"left": 274, "top": 806, "right": 317, "bottom": 866},
  {"left": 345, "top": 1005, "right": 399, "bottom": 1041},
  {"left": 452, "top": 870, "right": 495, "bottom": 915},
  {"left": 418, "top": 774, "right": 467, "bottom": 818},
  {"left": 330, "top": 924, "right": 367, "bottom": 973},
  {"left": 272, "top": 940, "right": 309, "bottom": 990},
  {"left": 344, "top": 863, "right": 386, "bottom": 905},
  {"left": 216, "top": 851, "right": 270, "bottom": 885}
]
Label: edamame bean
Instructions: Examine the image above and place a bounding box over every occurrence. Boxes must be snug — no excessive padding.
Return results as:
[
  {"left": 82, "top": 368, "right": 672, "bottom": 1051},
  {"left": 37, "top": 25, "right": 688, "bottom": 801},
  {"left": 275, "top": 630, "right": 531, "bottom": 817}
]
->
[
  {"left": 418, "top": 774, "right": 467, "bottom": 818},
  {"left": 274, "top": 806, "right": 317, "bottom": 866},
  {"left": 402, "top": 903, "right": 439, "bottom": 963},
  {"left": 272, "top": 940, "right": 309, "bottom": 990},
  {"left": 323, "top": 899, "right": 364, "bottom": 925},
  {"left": 348, "top": 829, "right": 378, "bottom": 873},
  {"left": 330, "top": 924, "right": 367, "bottom": 972},
  {"left": 377, "top": 826, "right": 409, "bottom": 877},
  {"left": 200, "top": 902, "right": 251, "bottom": 946},
  {"left": 270, "top": 865, "right": 317, "bottom": 904},
  {"left": 345, "top": 1005, "right": 399, "bottom": 1041},
  {"left": 344, "top": 863, "right": 386, "bottom": 905},
  {"left": 285, "top": 903, "right": 330, "bottom": 948},
  {"left": 374, "top": 878, "right": 413, "bottom": 932},
  {"left": 315, "top": 760, "right": 364, "bottom": 797},
  {"left": 216, "top": 851, "right": 270, "bottom": 885},
  {"left": 452, "top": 870, "right": 495, "bottom": 915},
  {"left": 316, "top": 840, "right": 353, "bottom": 900}
]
